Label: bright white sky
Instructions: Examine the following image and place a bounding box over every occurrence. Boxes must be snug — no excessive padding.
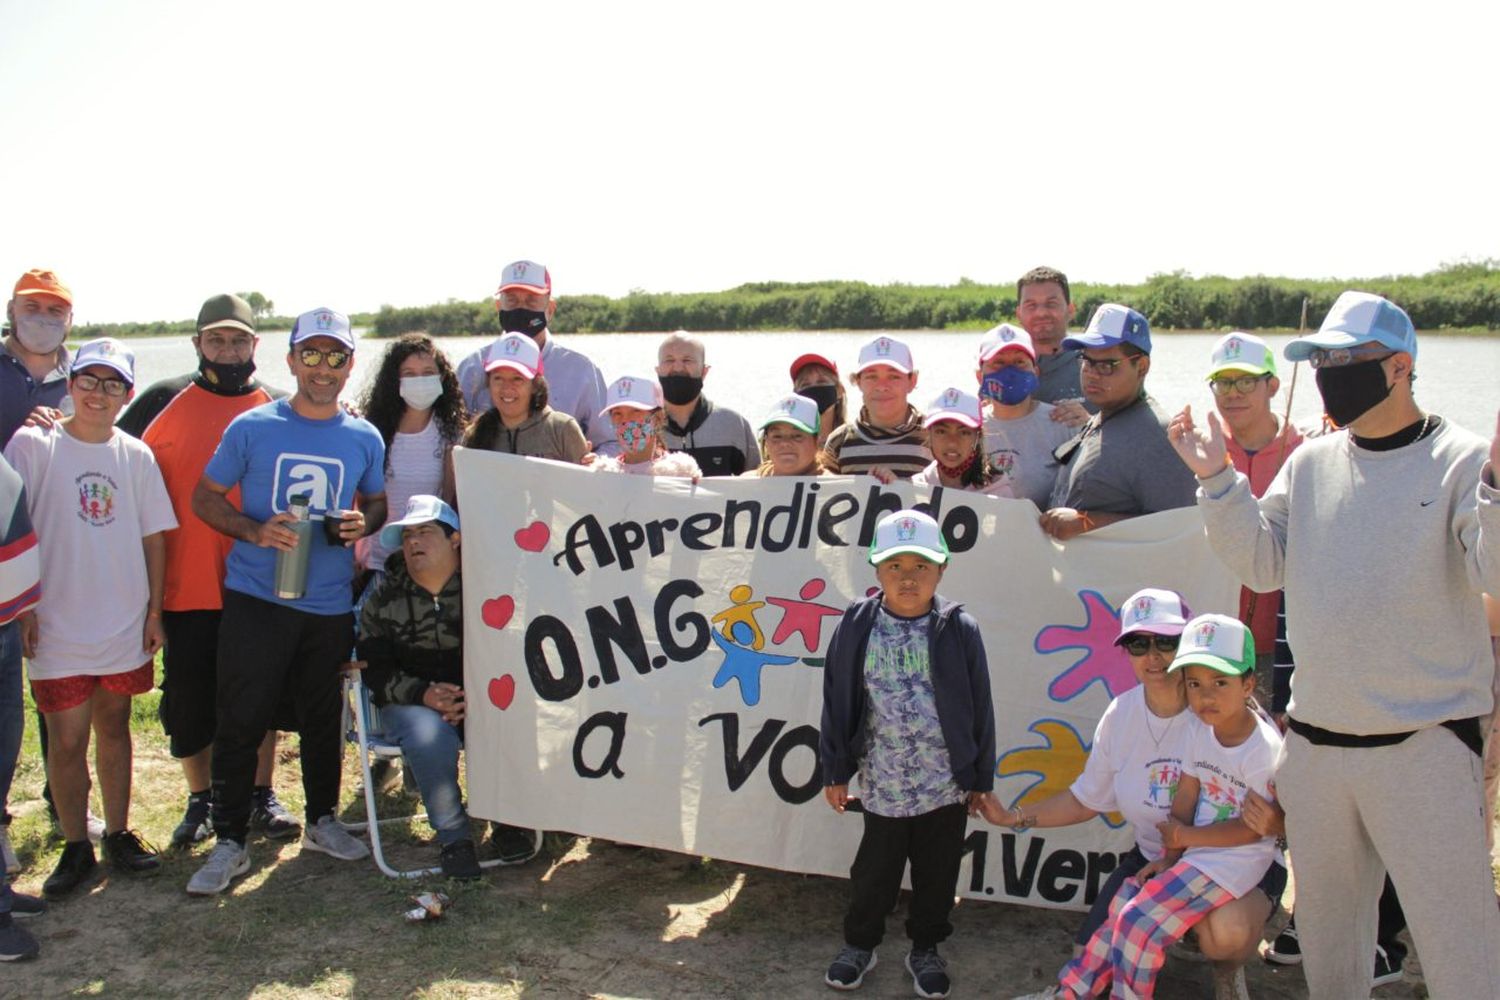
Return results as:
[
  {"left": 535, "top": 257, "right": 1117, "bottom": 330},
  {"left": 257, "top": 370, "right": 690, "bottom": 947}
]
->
[{"left": 2, "top": 1, "right": 1496, "bottom": 324}]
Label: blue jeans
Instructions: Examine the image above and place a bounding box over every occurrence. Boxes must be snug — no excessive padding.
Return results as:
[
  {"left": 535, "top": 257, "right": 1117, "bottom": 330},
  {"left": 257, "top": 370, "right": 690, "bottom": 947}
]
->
[
  {"left": 377, "top": 703, "right": 469, "bottom": 845},
  {"left": 0, "top": 620, "right": 22, "bottom": 821}
]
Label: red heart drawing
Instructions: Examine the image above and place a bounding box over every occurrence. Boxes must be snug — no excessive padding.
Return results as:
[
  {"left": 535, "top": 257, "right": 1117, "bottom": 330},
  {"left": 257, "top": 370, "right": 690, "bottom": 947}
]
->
[
  {"left": 514, "top": 521, "right": 550, "bottom": 552},
  {"left": 481, "top": 595, "right": 514, "bottom": 630},
  {"left": 488, "top": 675, "right": 516, "bottom": 711}
]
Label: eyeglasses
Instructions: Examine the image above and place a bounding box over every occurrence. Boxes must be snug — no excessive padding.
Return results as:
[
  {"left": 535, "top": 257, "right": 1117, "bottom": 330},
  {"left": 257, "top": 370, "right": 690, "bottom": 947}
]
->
[
  {"left": 1208, "top": 374, "right": 1271, "bottom": 396},
  {"left": 1307, "top": 346, "right": 1393, "bottom": 369},
  {"left": 72, "top": 373, "right": 130, "bottom": 397},
  {"left": 1079, "top": 355, "right": 1138, "bottom": 375},
  {"left": 298, "top": 347, "right": 351, "bottom": 369},
  {"left": 1120, "top": 634, "right": 1180, "bottom": 656}
]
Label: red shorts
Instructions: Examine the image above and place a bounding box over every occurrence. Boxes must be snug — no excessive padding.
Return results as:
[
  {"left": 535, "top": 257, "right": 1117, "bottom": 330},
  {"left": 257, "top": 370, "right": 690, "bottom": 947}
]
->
[{"left": 31, "top": 662, "right": 155, "bottom": 714}]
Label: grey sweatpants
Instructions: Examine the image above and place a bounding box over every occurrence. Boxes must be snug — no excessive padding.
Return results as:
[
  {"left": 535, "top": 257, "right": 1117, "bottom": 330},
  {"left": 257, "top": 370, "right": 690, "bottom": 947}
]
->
[{"left": 1278, "top": 726, "right": 1500, "bottom": 998}]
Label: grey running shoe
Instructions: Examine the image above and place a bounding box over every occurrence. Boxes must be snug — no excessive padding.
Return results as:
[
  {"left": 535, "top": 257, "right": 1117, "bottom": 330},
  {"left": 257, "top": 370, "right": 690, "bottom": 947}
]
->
[
  {"left": 170, "top": 794, "right": 213, "bottom": 849},
  {"left": 8, "top": 892, "right": 45, "bottom": 920},
  {"left": 906, "top": 946, "right": 950, "bottom": 999},
  {"left": 300, "top": 816, "right": 369, "bottom": 861},
  {"left": 825, "top": 945, "right": 877, "bottom": 990},
  {"left": 187, "top": 839, "right": 250, "bottom": 896},
  {"left": 0, "top": 919, "right": 39, "bottom": 962},
  {"left": 249, "top": 789, "right": 301, "bottom": 839}
]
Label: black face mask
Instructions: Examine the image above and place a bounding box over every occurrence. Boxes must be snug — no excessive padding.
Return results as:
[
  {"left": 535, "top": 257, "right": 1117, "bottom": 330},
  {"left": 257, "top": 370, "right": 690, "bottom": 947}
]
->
[
  {"left": 798, "top": 383, "right": 839, "bottom": 414},
  {"left": 1315, "top": 358, "right": 1392, "bottom": 427},
  {"left": 198, "top": 356, "right": 256, "bottom": 393},
  {"left": 658, "top": 374, "right": 703, "bottom": 406},
  {"left": 498, "top": 307, "right": 548, "bottom": 338}
]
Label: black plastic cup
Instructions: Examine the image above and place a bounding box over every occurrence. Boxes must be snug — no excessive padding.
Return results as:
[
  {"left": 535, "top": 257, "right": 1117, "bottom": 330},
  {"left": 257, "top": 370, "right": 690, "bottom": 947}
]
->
[{"left": 323, "top": 510, "right": 348, "bottom": 546}]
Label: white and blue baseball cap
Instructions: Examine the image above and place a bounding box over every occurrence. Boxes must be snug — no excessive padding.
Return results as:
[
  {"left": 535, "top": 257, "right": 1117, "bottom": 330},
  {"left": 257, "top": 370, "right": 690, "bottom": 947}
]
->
[
  {"left": 379, "top": 494, "right": 460, "bottom": 549},
  {"left": 1063, "top": 303, "right": 1153, "bottom": 355},
  {"left": 1284, "top": 291, "right": 1417, "bottom": 363},
  {"left": 854, "top": 334, "right": 915, "bottom": 375},
  {"left": 70, "top": 337, "right": 136, "bottom": 385},
  {"left": 922, "top": 387, "right": 983, "bottom": 429},
  {"left": 978, "top": 323, "right": 1037, "bottom": 363},
  {"left": 1115, "top": 587, "right": 1191, "bottom": 643},
  {"left": 289, "top": 307, "right": 356, "bottom": 352}
]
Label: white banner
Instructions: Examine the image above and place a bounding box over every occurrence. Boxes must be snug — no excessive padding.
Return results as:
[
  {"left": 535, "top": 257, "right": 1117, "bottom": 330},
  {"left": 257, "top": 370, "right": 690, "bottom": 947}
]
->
[{"left": 456, "top": 449, "right": 1238, "bottom": 912}]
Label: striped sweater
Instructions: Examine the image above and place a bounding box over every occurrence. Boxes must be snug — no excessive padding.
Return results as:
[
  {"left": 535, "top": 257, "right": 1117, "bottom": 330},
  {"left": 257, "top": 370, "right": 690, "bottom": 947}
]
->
[{"left": 821, "top": 405, "right": 930, "bottom": 481}]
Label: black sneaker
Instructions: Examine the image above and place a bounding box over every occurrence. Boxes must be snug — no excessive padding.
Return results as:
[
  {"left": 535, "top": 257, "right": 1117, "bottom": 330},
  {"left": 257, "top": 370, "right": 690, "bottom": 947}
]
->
[
  {"left": 825, "top": 945, "right": 876, "bottom": 990},
  {"left": 101, "top": 829, "right": 161, "bottom": 874},
  {"left": 440, "top": 839, "right": 483, "bottom": 880},
  {"left": 905, "top": 945, "right": 950, "bottom": 999},
  {"left": 1372, "top": 944, "right": 1404, "bottom": 987},
  {"left": 8, "top": 892, "right": 45, "bottom": 920},
  {"left": 1265, "top": 919, "right": 1302, "bottom": 965},
  {"left": 0, "top": 918, "right": 39, "bottom": 962},
  {"left": 42, "top": 841, "right": 97, "bottom": 898},
  {"left": 249, "top": 788, "right": 301, "bottom": 839},
  {"left": 489, "top": 823, "right": 540, "bottom": 865},
  {"left": 170, "top": 793, "right": 213, "bottom": 850}
]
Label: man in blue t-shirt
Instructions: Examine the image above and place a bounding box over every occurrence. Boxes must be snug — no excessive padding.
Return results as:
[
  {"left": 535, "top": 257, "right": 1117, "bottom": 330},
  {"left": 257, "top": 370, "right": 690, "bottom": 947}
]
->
[{"left": 185, "top": 308, "right": 387, "bottom": 896}]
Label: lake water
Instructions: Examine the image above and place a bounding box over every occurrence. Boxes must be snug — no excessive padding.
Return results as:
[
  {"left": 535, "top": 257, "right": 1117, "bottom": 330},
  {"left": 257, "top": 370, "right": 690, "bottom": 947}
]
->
[{"left": 116, "top": 329, "right": 1499, "bottom": 440}]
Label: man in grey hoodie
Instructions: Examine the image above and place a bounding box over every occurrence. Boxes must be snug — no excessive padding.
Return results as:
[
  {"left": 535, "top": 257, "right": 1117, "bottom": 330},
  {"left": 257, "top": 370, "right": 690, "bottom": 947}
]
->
[{"left": 1168, "top": 291, "right": 1500, "bottom": 998}]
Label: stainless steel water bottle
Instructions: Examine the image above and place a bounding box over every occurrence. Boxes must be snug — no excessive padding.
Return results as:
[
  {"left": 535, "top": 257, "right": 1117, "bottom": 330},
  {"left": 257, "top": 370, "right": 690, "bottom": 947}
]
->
[{"left": 273, "top": 493, "right": 314, "bottom": 600}]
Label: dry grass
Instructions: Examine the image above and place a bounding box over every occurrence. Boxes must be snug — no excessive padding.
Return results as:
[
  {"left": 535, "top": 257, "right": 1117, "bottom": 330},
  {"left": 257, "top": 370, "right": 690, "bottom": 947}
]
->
[{"left": 3, "top": 665, "right": 1468, "bottom": 998}]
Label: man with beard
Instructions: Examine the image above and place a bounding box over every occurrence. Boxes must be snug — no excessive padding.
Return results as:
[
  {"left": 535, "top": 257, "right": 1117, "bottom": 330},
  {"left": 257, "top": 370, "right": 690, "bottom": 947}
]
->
[
  {"left": 454, "top": 260, "right": 614, "bottom": 453},
  {"left": 1170, "top": 291, "right": 1500, "bottom": 997},
  {"left": 116, "top": 294, "right": 300, "bottom": 850},
  {"left": 187, "top": 308, "right": 387, "bottom": 895},
  {"left": 655, "top": 331, "right": 758, "bottom": 477}
]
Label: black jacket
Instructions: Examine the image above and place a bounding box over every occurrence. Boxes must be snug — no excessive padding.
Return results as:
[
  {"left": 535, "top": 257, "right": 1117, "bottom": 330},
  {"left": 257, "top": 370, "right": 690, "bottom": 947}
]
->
[{"left": 819, "top": 593, "right": 996, "bottom": 793}]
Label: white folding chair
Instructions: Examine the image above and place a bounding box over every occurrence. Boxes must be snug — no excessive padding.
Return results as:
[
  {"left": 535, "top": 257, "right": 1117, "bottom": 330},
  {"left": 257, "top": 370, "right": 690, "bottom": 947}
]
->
[{"left": 341, "top": 670, "right": 504, "bottom": 879}]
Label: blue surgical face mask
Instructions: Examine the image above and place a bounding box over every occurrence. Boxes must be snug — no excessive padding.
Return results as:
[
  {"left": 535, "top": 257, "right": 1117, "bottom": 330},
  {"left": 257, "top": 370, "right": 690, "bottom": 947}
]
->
[{"left": 980, "top": 366, "right": 1040, "bottom": 406}]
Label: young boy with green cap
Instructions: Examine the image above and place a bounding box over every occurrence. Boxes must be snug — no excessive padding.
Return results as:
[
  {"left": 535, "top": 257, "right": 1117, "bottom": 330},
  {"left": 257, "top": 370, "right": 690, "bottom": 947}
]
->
[
  {"left": 1048, "top": 613, "right": 1282, "bottom": 999},
  {"left": 818, "top": 509, "right": 996, "bottom": 999}
]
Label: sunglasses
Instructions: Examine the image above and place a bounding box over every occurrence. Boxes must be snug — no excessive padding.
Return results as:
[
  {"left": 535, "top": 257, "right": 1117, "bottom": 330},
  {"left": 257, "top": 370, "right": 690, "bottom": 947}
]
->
[
  {"left": 298, "top": 347, "right": 351, "bottom": 370},
  {"left": 1208, "top": 374, "right": 1271, "bottom": 396},
  {"left": 1307, "top": 346, "right": 1393, "bottom": 370},
  {"left": 1079, "top": 355, "right": 1139, "bottom": 375},
  {"left": 1120, "top": 634, "right": 1180, "bottom": 656},
  {"left": 72, "top": 373, "right": 130, "bottom": 397}
]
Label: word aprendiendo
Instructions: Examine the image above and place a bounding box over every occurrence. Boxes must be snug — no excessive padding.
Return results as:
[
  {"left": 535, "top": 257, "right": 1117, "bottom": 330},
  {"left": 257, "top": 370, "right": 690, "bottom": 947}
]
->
[{"left": 552, "top": 481, "right": 983, "bottom": 576}]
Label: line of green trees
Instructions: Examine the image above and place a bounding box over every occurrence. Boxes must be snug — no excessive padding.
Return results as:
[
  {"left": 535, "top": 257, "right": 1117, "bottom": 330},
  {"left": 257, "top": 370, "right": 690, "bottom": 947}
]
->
[{"left": 368, "top": 261, "right": 1500, "bottom": 338}]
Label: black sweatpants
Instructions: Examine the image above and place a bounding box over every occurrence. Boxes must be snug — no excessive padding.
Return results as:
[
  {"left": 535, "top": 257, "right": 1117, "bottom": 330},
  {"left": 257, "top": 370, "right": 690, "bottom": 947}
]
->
[
  {"left": 211, "top": 590, "right": 353, "bottom": 843},
  {"left": 843, "top": 801, "right": 968, "bottom": 951}
]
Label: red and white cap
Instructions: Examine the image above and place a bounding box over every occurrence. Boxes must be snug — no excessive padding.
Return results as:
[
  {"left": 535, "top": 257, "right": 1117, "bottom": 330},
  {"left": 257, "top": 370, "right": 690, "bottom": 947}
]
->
[
  {"left": 921, "top": 387, "right": 982, "bottom": 429},
  {"left": 853, "top": 335, "right": 915, "bottom": 375},
  {"left": 483, "top": 332, "right": 543, "bottom": 379},
  {"left": 494, "top": 259, "right": 551, "bottom": 297},
  {"left": 978, "top": 323, "right": 1036, "bottom": 363},
  {"left": 789, "top": 352, "right": 839, "bottom": 380},
  {"left": 599, "top": 374, "right": 664, "bottom": 417}
]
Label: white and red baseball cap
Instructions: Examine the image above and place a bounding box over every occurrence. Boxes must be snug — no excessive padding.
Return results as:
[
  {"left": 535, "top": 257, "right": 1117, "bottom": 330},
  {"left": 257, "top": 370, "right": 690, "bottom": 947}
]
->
[
  {"left": 853, "top": 335, "right": 915, "bottom": 375},
  {"left": 599, "top": 375, "right": 664, "bottom": 416},
  {"left": 494, "top": 259, "right": 552, "bottom": 297},
  {"left": 922, "top": 387, "right": 982, "bottom": 429},
  {"left": 978, "top": 323, "right": 1037, "bottom": 363},
  {"left": 484, "top": 332, "right": 543, "bottom": 379},
  {"left": 789, "top": 352, "right": 839, "bottom": 380}
]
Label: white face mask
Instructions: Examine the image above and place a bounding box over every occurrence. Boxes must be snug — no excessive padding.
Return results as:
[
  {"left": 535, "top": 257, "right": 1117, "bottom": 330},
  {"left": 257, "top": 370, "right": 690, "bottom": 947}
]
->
[
  {"left": 13, "top": 313, "right": 68, "bottom": 355},
  {"left": 399, "top": 374, "right": 444, "bottom": 411}
]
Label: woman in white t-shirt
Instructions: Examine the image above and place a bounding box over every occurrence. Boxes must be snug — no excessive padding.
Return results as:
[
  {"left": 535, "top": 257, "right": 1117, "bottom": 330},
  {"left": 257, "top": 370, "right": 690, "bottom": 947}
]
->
[
  {"left": 983, "top": 589, "right": 1284, "bottom": 997},
  {"left": 355, "top": 334, "right": 467, "bottom": 575}
]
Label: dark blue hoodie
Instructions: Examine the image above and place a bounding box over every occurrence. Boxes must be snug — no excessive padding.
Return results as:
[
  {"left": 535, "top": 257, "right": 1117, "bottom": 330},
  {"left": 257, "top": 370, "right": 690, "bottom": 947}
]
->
[{"left": 819, "top": 592, "right": 996, "bottom": 794}]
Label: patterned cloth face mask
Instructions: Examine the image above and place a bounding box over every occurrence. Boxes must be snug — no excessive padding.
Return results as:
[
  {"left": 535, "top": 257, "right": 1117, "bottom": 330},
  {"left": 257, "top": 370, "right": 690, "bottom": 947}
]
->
[{"left": 617, "top": 417, "right": 658, "bottom": 453}]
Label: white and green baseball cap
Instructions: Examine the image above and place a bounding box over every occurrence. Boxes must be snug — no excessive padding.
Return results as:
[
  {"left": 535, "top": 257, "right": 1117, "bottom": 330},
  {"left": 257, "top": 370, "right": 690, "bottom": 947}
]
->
[
  {"left": 868, "top": 509, "right": 949, "bottom": 566},
  {"left": 1207, "top": 332, "right": 1276, "bottom": 379},
  {"left": 759, "top": 393, "right": 820, "bottom": 435},
  {"left": 1168, "top": 613, "right": 1256, "bottom": 676}
]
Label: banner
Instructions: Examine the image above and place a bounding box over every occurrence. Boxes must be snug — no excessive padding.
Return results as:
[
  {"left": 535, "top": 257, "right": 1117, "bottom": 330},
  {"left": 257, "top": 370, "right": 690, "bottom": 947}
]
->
[{"left": 456, "top": 449, "right": 1238, "bottom": 912}]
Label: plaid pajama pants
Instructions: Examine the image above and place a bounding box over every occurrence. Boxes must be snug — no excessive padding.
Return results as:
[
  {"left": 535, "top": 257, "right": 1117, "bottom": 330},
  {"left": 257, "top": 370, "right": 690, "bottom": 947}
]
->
[{"left": 1056, "top": 860, "right": 1234, "bottom": 999}]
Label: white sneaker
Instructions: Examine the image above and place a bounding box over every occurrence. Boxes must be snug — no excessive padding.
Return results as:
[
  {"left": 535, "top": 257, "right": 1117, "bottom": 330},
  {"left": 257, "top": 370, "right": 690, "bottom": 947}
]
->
[
  {"left": 0, "top": 825, "right": 18, "bottom": 875},
  {"left": 186, "top": 840, "right": 250, "bottom": 896},
  {"left": 300, "top": 816, "right": 369, "bottom": 861},
  {"left": 86, "top": 810, "right": 105, "bottom": 844}
]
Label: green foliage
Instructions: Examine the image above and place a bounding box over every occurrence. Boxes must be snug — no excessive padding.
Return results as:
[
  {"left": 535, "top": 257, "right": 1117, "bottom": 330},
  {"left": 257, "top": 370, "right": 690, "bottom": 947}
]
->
[{"left": 368, "top": 261, "right": 1500, "bottom": 337}]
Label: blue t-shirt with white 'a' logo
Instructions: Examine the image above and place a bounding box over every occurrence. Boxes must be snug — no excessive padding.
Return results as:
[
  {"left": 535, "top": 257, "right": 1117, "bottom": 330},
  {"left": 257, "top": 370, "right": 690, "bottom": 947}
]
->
[{"left": 204, "top": 399, "right": 385, "bottom": 615}]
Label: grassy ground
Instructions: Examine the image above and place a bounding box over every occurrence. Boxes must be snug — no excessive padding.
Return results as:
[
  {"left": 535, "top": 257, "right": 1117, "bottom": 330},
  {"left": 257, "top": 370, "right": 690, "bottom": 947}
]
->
[{"left": 3, "top": 666, "right": 1465, "bottom": 998}]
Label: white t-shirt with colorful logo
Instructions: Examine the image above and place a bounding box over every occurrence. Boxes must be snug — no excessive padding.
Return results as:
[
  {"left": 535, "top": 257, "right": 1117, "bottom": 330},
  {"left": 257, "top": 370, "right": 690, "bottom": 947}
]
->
[
  {"left": 1071, "top": 685, "right": 1199, "bottom": 861},
  {"left": 1181, "top": 712, "right": 1283, "bottom": 896},
  {"left": 3, "top": 425, "right": 176, "bottom": 679}
]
